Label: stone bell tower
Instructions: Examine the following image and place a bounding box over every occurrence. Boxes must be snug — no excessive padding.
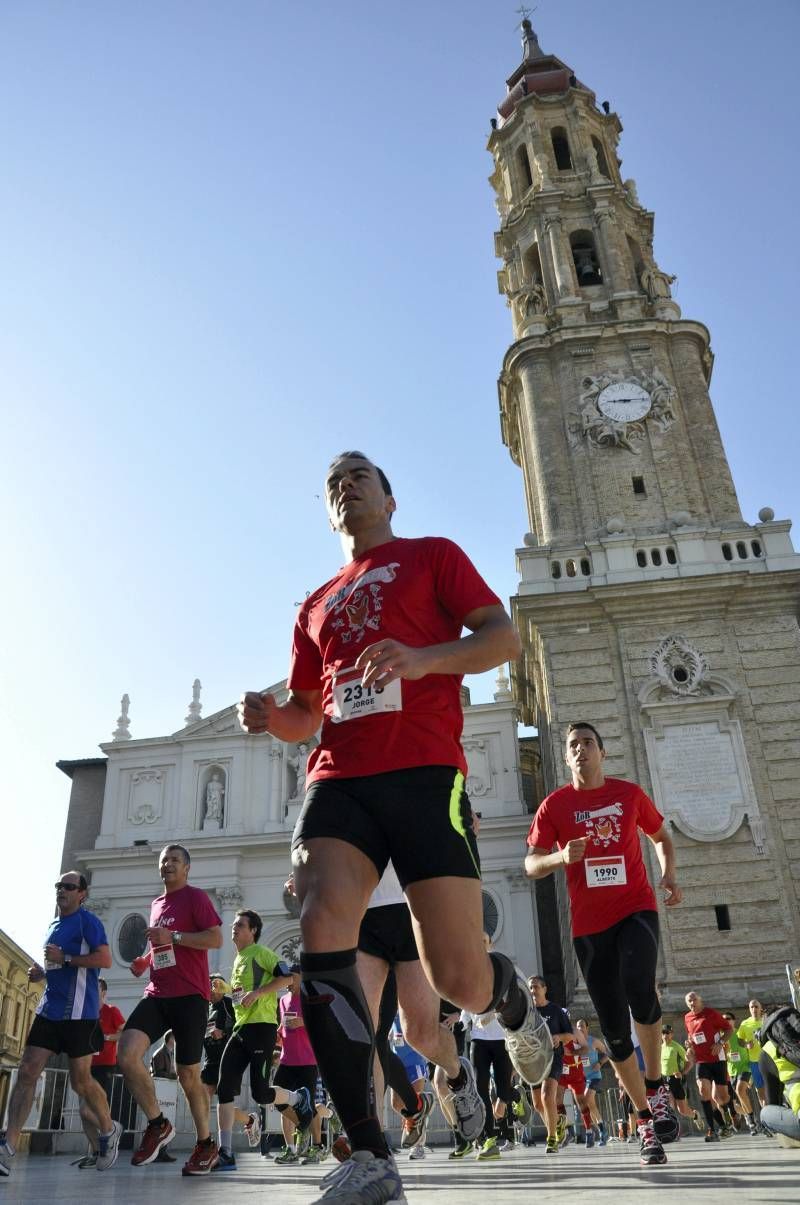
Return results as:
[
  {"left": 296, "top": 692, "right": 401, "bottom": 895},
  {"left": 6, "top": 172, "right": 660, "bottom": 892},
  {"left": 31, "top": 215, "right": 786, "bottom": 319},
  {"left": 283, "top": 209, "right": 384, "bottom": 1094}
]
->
[{"left": 489, "top": 20, "right": 800, "bottom": 1010}]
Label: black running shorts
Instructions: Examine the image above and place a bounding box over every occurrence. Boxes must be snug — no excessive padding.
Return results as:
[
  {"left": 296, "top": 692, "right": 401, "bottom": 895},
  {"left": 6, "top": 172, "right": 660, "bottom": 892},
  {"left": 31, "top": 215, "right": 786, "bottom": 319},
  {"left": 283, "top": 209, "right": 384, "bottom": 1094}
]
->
[
  {"left": 292, "top": 765, "right": 480, "bottom": 887},
  {"left": 358, "top": 902, "right": 419, "bottom": 963},
  {"left": 274, "top": 1062, "right": 318, "bottom": 1097},
  {"left": 27, "top": 1015, "right": 102, "bottom": 1059},
  {"left": 695, "top": 1059, "right": 728, "bottom": 1086},
  {"left": 217, "top": 1023, "right": 278, "bottom": 1106},
  {"left": 125, "top": 994, "right": 208, "bottom": 1067}
]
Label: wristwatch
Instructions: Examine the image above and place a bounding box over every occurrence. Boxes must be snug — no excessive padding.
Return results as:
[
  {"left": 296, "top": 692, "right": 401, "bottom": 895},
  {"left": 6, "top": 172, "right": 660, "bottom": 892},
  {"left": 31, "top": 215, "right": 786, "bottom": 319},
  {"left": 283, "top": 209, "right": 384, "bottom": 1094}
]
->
[
  {"left": 63, "top": 954, "right": 72, "bottom": 966},
  {"left": 172, "top": 932, "right": 183, "bottom": 945}
]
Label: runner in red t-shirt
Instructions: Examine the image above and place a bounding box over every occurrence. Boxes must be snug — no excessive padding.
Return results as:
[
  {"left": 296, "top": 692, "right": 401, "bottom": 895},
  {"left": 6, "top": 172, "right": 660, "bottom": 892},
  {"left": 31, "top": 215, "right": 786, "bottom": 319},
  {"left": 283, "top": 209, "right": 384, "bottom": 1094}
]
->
[
  {"left": 117, "top": 844, "right": 223, "bottom": 1175},
  {"left": 525, "top": 722, "right": 682, "bottom": 1167},
  {"left": 76, "top": 977, "right": 125, "bottom": 1166},
  {"left": 684, "top": 990, "right": 733, "bottom": 1140},
  {"left": 238, "top": 451, "right": 551, "bottom": 1202}
]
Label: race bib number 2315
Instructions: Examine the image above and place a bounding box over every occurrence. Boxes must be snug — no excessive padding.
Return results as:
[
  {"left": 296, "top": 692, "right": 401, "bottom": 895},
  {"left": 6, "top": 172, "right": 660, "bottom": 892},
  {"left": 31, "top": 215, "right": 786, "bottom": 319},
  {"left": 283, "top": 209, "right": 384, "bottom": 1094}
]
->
[{"left": 331, "top": 666, "right": 402, "bottom": 724}]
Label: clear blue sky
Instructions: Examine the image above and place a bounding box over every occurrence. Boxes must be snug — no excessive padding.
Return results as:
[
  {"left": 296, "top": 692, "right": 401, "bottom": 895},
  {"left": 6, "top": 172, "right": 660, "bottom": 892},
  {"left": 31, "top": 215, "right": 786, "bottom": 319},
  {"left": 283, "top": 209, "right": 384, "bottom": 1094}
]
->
[{"left": 2, "top": 0, "right": 798, "bottom": 959}]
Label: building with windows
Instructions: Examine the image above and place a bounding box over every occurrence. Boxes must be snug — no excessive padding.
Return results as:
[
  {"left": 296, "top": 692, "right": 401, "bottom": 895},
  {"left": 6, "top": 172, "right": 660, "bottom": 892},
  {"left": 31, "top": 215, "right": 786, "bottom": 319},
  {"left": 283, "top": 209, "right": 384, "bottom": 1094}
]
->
[
  {"left": 488, "top": 21, "right": 800, "bottom": 1011},
  {"left": 0, "top": 929, "right": 44, "bottom": 1123}
]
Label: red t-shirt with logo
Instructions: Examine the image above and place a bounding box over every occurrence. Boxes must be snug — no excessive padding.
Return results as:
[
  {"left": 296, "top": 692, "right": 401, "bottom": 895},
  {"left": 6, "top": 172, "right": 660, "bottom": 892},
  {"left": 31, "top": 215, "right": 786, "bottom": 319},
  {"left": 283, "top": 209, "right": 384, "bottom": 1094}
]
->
[
  {"left": 143, "top": 884, "right": 222, "bottom": 1001},
  {"left": 92, "top": 1002, "right": 126, "bottom": 1066},
  {"left": 527, "top": 778, "right": 664, "bottom": 938},
  {"left": 288, "top": 537, "right": 501, "bottom": 785},
  {"left": 684, "top": 1007, "right": 732, "bottom": 1063}
]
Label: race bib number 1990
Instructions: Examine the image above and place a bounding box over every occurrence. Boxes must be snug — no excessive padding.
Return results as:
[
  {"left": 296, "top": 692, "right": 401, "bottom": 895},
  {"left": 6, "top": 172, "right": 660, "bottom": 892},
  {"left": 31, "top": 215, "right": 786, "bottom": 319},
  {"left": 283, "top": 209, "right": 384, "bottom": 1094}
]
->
[
  {"left": 331, "top": 666, "right": 402, "bottom": 724},
  {"left": 584, "top": 855, "right": 627, "bottom": 888}
]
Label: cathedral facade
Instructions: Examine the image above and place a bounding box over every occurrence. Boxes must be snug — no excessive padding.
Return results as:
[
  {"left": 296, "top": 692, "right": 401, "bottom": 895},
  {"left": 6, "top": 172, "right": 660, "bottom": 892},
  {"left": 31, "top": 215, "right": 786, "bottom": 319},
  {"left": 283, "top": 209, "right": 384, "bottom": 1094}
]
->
[
  {"left": 488, "top": 22, "right": 800, "bottom": 1012},
  {"left": 59, "top": 678, "right": 541, "bottom": 1015}
]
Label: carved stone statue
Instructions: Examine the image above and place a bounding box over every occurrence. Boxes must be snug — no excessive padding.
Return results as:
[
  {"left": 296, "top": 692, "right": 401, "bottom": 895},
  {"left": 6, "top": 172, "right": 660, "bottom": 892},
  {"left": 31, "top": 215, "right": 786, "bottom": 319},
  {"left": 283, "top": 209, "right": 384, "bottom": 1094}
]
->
[
  {"left": 623, "top": 178, "right": 641, "bottom": 206},
  {"left": 203, "top": 772, "right": 225, "bottom": 830},
  {"left": 523, "top": 280, "right": 547, "bottom": 316},
  {"left": 640, "top": 264, "right": 676, "bottom": 303},
  {"left": 289, "top": 744, "right": 309, "bottom": 801}
]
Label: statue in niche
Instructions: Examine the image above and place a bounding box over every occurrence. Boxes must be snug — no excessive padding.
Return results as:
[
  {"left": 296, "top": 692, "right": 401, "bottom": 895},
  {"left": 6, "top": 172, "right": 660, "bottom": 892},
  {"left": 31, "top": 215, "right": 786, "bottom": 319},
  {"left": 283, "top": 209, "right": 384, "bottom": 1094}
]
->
[
  {"left": 203, "top": 772, "right": 225, "bottom": 829},
  {"left": 523, "top": 278, "right": 547, "bottom": 316},
  {"left": 289, "top": 744, "right": 309, "bottom": 801},
  {"left": 640, "top": 263, "right": 676, "bottom": 303}
]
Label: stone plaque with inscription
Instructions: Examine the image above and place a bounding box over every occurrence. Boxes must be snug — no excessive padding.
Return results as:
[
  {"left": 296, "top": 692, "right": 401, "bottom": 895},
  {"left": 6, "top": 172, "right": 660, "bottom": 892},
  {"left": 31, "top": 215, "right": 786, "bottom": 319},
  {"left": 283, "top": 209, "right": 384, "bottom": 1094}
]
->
[{"left": 643, "top": 714, "right": 758, "bottom": 843}]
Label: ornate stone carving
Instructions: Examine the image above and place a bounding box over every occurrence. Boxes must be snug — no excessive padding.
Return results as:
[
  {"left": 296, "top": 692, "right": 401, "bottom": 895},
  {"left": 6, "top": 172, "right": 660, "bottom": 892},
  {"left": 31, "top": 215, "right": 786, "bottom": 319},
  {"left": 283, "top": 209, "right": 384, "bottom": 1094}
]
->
[
  {"left": 216, "top": 885, "right": 243, "bottom": 908},
  {"left": 504, "top": 868, "right": 528, "bottom": 890},
  {"left": 280, "top": 934, "right": 302, "bottom": 965},
  {"left": 568, "top": 366, "right": 677, "bottom": 454},
  {"left": 89, "top": 897, "right": 112, "bottom": 919},
  {"left": 128, "top": 769, "right": 163, "bottom": 825},
  {"left": 747, "top": 814, "right": 768, "bottom": 857},
  {"left": 112, "top": 694, "right": 131, "bottom": 742},
  {"left": 464, "top": 738, "right": 494, "bottom": 798},
  {"left": 649, "top": 635, "right": 709, "bottom": 697},
  {"left": 533, "top": 150, "right": 550, "bottom": 189}
]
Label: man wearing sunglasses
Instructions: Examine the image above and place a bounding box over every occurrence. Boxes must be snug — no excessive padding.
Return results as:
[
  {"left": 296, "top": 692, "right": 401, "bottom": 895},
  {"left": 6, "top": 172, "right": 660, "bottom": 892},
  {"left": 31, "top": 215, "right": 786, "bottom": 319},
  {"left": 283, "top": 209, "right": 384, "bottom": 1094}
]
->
[{"left": 0, "top": 872, "right": 121, "bottom": 1177}]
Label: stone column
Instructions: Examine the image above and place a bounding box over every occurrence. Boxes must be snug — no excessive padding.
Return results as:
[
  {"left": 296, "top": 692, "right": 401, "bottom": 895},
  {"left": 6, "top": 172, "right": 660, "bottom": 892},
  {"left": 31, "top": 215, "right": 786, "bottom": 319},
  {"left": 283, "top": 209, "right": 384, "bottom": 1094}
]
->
[
  {"left": 543, "top": 215, "right": 576, "bottom": 299},
  {"left": 268, "top": 743, "right": 283, "bottom": 825},
  {"left": 213, "top": 886, "right": 243, "bottom": 975},
  {"left": 594, "top": 206, "right": 635, "bottom": 293}
]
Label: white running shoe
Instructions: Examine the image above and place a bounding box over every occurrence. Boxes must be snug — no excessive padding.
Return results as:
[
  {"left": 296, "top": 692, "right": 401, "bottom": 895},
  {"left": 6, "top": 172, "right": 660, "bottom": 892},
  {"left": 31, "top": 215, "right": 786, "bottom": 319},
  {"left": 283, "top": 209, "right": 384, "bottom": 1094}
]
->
[
  {"left": 244, "top": 1111, "right": 262, "bottom": 1148},
  {"left": 445, "top": 1057, "right": 485, "bottom": 1144},
  {"left": 96, "top": 1120, "right": 123, "bottom": 1171},
  {"left": 400, "top": 1091, "right": 434, "bottom": 1149},
  {"left": 312, "top": 1150, "right": 407, "bottom": 1203},
  {"left": 497, "top": 974, "right": 553, "bottom": 1087},
  {"left": 0, "top": 1140, "right": 14, "bottom": 1178},
  {"left": 407, "top": 1144, "right": 426, "bottom": 1160}
]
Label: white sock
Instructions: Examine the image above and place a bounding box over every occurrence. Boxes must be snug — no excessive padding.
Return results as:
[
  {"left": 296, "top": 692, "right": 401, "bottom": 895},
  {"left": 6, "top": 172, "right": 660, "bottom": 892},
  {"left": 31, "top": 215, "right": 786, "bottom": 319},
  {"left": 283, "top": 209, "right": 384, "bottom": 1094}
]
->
[{"left": 287, "top": 1090, "right": 300, "bottom": 1106}]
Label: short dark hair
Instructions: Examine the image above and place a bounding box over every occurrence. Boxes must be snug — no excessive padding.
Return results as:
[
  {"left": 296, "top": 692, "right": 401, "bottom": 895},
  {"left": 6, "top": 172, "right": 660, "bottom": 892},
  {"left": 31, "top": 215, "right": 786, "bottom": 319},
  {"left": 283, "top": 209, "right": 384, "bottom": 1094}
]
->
[
  {"left": 328, "top": 451, "right": 392, "bottom": 497},
  {"left": 662, "top": 1024, "right": 673, "bottom": 1033},
  {"left": 99, "top": 978, "right": 108, "bottom": 992},
  {"left": 566, "top": 722, "right": 604, "bottom": 751},
  {"left": 236, "top": 909, "right": 263, "bottom": 942},
  {"left": 162, "top": 843, "right": 191, "bottom": 866}
]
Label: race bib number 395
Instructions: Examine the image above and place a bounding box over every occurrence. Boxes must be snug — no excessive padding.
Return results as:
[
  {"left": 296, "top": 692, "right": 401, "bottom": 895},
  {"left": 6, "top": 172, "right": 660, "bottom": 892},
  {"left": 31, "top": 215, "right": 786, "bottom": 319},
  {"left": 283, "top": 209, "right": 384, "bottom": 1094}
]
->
[
  {"left": 584, "top": 855, "right": 627, "bottom": 888},
  {"left": 331, "top": 666, "right": 402, "bottom": 724}
]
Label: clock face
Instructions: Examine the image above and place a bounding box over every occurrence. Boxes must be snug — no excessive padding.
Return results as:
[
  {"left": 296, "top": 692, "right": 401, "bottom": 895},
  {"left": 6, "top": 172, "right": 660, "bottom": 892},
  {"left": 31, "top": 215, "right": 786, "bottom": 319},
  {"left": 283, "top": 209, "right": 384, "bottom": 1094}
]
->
[{"left": 597, "top": 381, "right": 652, "bottom": 422}]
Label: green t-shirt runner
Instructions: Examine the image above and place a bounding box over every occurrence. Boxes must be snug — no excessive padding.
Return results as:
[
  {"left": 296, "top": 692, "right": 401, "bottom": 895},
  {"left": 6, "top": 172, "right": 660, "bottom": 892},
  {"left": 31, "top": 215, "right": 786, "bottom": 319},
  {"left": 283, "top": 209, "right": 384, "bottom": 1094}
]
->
[
  {"left": 737, "top": 1016, "right": 763, "bottom": 1063},
  {"left": 229, "top": 943, "right": 284, "bottom": 1028},
  {"left": 660, "top": 1039, "right": 686, "bottom": 1078},
  {"left": 725, "top": 1028, "right": 748, "bottom": 1078}
]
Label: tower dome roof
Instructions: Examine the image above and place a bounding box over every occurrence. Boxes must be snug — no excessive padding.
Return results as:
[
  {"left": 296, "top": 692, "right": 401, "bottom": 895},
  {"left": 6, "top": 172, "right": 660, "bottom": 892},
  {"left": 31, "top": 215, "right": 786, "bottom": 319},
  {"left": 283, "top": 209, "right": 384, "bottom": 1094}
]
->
[{"left": 496, "top": 19, "right": 593, "bottom": 126}]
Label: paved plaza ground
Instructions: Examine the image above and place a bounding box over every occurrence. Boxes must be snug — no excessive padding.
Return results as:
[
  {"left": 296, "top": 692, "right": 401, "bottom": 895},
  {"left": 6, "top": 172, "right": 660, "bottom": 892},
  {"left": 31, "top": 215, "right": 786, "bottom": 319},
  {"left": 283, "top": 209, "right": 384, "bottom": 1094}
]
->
[{"left": 2, "top": 1132, "right": 799, "bottom": 1205}]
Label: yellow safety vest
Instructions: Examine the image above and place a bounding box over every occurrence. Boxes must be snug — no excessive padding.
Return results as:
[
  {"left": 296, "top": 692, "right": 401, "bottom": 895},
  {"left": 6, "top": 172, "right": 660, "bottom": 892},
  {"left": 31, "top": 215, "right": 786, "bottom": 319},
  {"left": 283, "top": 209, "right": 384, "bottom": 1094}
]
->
[{"left": 762, "top": 1039, "right": 800, "bottom": 1114}]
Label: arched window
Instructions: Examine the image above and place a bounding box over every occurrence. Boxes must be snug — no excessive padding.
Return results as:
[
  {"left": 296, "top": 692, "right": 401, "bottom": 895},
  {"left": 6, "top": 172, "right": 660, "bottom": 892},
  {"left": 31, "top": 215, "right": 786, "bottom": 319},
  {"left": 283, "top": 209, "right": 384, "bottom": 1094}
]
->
[
  {"left": 665, "top": 547, "right": 677, "bottom": 565},
  {"left": 636, "top": 550, "right": 648, "bottom": 568},
  {"left": 551, "top": 561, "right": 562, "bottom": 579},
  {"left": 565, "top": 559, "right": 577, "bottom": 578},
  {"left": 570, "top": 230, "right": 603, "bottom": 285},
  {"left": 591, "top": 136, "right": 610, "bottom": 178},
  {"left": 117, "top": 914, "right": 148, "bottom": 963},
  {"left": 551, "top": 127, "right": 573, "bottom": 171},
  {"left": 751, "top": 540, "right": 763, "bottom": 558},
  {"left": 651, "top": 549, "right": 663, "bottom": 567},
  {"left": 721, "top": 542, "right": 733, "bottom": 561},
  {"left": 580, "top": 558, "right": 591, "bottom": 576},
  {"left": 736, "top": 541, "right": 748, "bottom": 559},
  {"left": 517, "top": 143, "right": 533, "bottom": 190}
]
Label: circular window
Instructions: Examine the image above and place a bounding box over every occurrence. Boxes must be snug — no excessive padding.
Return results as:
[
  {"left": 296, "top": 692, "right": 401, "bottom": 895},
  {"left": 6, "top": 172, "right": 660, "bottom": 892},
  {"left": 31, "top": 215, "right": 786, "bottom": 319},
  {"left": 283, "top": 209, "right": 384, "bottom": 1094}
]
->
[
  {"left": 117, "top": 914, "right": 148, "bottom": 962},
  {"left": 482, "top": 891, "right": 500, "bottom": 941}
]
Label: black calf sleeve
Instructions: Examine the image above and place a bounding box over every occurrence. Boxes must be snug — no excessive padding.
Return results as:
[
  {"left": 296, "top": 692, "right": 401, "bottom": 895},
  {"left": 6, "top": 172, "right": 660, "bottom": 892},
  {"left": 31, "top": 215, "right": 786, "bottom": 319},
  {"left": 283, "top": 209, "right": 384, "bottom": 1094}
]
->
[{"left": 301, "top": 949, "right": 388, "bottom": 1158}]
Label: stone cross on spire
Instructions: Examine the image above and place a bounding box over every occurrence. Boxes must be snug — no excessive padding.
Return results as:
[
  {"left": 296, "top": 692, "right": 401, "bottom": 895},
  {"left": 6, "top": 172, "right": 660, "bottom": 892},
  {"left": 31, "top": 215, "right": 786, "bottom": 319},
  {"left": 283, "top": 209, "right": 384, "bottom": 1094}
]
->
[
  {"left": 184, "top": 678, "right": 202, "bottom": 727},
  {"left": 112, "top": 693, "right": 131, "bottom": 742},
  {"left": 518, "top": 13, "right": 543, "bottom": 61}
]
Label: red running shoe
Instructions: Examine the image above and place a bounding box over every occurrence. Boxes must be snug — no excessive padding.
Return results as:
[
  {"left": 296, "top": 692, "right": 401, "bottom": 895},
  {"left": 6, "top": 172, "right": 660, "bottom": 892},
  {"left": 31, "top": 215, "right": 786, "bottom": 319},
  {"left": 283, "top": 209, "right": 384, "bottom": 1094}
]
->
[
  {"left": 131, "top": 1118, "right": 175, "bottom": 1166},
  {"left": 182, "top": 1139, "right": 220, "bottom": 1176},
  {"left": 331, "top": 1136, "right": 351, "bottom": 1163}
]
